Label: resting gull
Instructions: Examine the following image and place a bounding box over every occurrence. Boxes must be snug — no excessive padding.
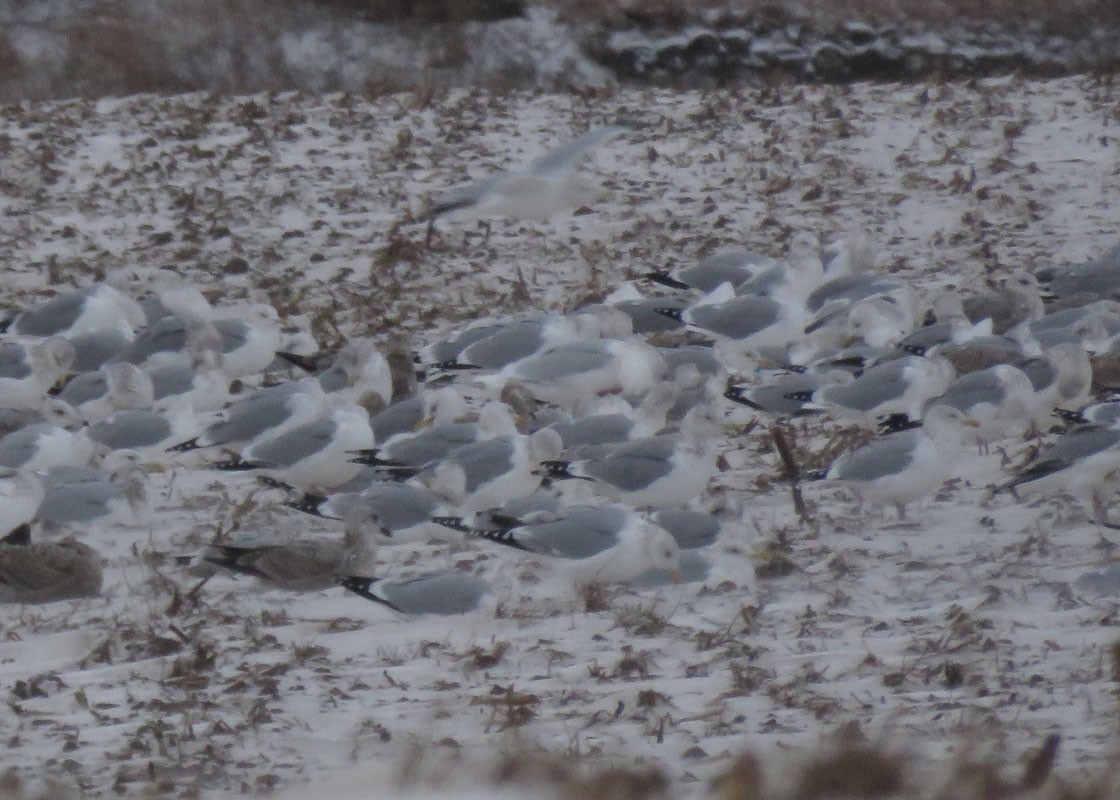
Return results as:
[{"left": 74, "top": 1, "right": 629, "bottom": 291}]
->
[
  {"left": 538, "top": 404, "right": 722, "bottom": 508},
  {"left": 468, "top": 504, "right": 683, "bottom": 585},
  {"left": 201, "top": 506, "right": 383, "bottom": 591},
  {"left": 404, "top": 429, "right": 562, "bottom": 514},
  {"left": 999, "top": 419, "right": 1120, "bottom": 527},
  {"left": 215, "top": 404, "right": 374, "bottom": 492},
  {"left": 0, "top": 423, "right": 95, "bottom": 471},
  {"left": 340, "top": 571, "right": 493, "bottom": 615},
  {"left": 0, "top": 338, "right": 76, "bottom": 409},
  {"left": 0, "top": 533, "right": 103, "bottom": 604},
  {"left": 1, "top": 468, "right": 45, "bottom": 536},
  {"left": 2, "top": 283, "right": 144, "bottom": 338}
]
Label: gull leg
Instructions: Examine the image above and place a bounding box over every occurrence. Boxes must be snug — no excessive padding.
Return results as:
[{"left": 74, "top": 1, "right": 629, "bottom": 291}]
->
[{"left": 425, "top": 217, "right": 437, "bottom": 248}]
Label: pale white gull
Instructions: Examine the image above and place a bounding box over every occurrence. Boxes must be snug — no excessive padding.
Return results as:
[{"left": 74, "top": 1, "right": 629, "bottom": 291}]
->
[
  {"left": 214, "top": 404, "right": 374, "bottom": 492},
  {"left": 33, "top": 465, "right": 150, "bottom": 530},
  {"left": 1, "top": 468, "right": 45, "bottom": 536},
  {"left": 468, "top": 504, "right": 682, "bottom": 585},
  {"left": 999, "top": 419, "right": 1120, "bottom": 527},
  {"left": 406, "top": 429, "right": 562, "bottom": 514},
  {"left": 0, "top": 337, "right": 76, "bottom": 409},
  {"left": 810, "top": 405, "right": 978, "bottom": 518},
  {"left": 537, "top": 404, "right": 722, "bottom": 509},
  {"left": 0, "top": 423, "right": 95, "bottom": 471},
  {"left": 3, "top": 283, "right": 144, "bottom": 338},
  {"left": 58, "top": 362, "right": 155, "bottom": 423},
  {"left": 169, "top": 377, "right": 328, "bottom": 453},
  {"left": 340, "top": 571, "right": 493, "bottom": 615},
  {"left": 483, "top": 339, "right": 667, "bottom": 408},
  {"left": 427, "top": 124, "right": 629, "bottom": 243}
]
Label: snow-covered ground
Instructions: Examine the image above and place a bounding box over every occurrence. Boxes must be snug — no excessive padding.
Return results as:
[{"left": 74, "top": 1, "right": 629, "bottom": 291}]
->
[{"left": 1, "top": 76, "right": 1120, "bottom": 797}]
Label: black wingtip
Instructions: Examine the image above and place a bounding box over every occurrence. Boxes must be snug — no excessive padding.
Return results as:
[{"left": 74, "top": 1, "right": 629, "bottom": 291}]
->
[
  {"left": 724, "top": 384, "right": 763, "bottom": 411},
  {"left": 339, "top": 575, "right": 401, "bottom": 611},
  {"left": 167, "top": 437, "right": 202, "bottom": 453},
  {"left": 471, "top": 527, "right": 532, "bottom": 552},
  {"left": 284, "top": 493, "right": 328, "bottom": 516},
  {"left": 781, "top": 390, "right": 814, "bottom": 403},
  {"left": 1, "top": 523, "right": 31, "bottom": 546},
  {"left": 212, "top": 457, "right": 263, "bottom": 472},
  {"left": 431, "top": 516, "right": 472, "bottom": 533},
  {"left": 645, "top": 271, "right": 692, "bottom": 291},
  {"left": 275, "top": 351, "right": 320, "bottom": 372},
  {"left": 535, "top": 460, "right": 580, "bottom": 480},
  {"left": 1053, "top": 408, "right": 1086, "bottom": 425},
  {"left": 653, "top": 307, "right": 685, "bottom": 322},
  {"left": 877, "top": 413, "right": 921, "bottom": 434}
]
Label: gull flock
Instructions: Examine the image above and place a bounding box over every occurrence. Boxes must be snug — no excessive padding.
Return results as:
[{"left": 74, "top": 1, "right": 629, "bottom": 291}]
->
[{"left": 2, "top": 124, "right": 1120, "bottom": 627}]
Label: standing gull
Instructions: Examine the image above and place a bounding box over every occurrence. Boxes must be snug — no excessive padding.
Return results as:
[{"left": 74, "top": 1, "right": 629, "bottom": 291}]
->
[{"left": 810, "top": 406, "right": 978, "bottom": 517}]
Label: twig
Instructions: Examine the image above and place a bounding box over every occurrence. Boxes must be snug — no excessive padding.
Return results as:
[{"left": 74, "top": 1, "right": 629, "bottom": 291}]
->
[{"left": 770, "top": 423, "right": 811, "bottom": 524}]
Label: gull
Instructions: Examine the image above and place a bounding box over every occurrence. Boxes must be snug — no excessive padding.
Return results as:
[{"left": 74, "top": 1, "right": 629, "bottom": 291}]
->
[
  {"left": 2, "top": 283, "right": 144, "bottom": 338},
  {"left": 657, "top": 282, "right": 810, "bottom": 358},
  {"left": 645, "top": 249, "right": 776, "bottom": 293},
  {"left": 810, "top": 405, "right": 978, "bottom": 518},
  {"left": 340, "top": 571, "right": 493, "bottom": 615},
  {"left": 548, "top": 382, "right": 680, "bottom": 453},
  {"left": 350, "top": 401, "right": 519, "bottom": 473},
  {"left": 368, "top": 387, "right": 468, "bottom": 448},
  {"left": 0, "top": 423, "right": 95, "bottom": 471},
  {"left": 426, "top": 124, "right": 629, "bottom": 245},
  {"left": 87, "top": 400, "right": 198, "bottom": 457},
  {"left": 1013, "top": 344, "right": 1093, "bottom": 424},
  {"left": 405, "top": 429, "right": 563, "bottom": 514},
  {"left": 0, "top": 337, "right": 76, "bottom": 409},
  {"left": 467, "top": 504, "right": 683, "bottom": 586},
  {"left": 538, "top": 404, "right": 723, "bottom": 508},
  {"left": 430, "top": 315, "right": 589, "bottom": 372},
  {"left": 309, "top": 339, "right": 393, "bottom": 411},
  {"left": 725, "top": 370, "right": 850, "bottom": 418},
  {"left": 0, "top": 533, "right": 103, "bottom": 604},
  {"left": 961, "top": 270, "right": 1044, "bottom": 334},
  {"left": 999, "top": 420, "right": 1120, "bottom": 527},
  {"left": 922, "top": 363, "right": 1037, "bottom": 450},
  {"left": 896, "top": 293, "right": 994, "bottom": 357},
  {"left": 288, "top": 481, "right": 445, "bottom": 545},
  {"left": 1035, "top": 245, "right": 1120, "bottom": 301},
  {"left": 803, "top": 355, "right": 955, "bottom": 424},
  {"left": 57, "top": 362, "right": 155, "bottom": 423},
  {"left": 483, "top": 338, "right": 667, "bottom": 408},
  {"left": 169, "top": 377, "right": 328, "bottom": 453},
  {"left": 33, "top": 465, "right": 150, "bottom": 529},
  {"left": 733, "top": 232, "right": 828, "bottom": 302},
  {"left": 201, "top": 507, "right": 383, "bottom": 591},
  {"left": 1, "top": 468, "right": 45, "bottom": 536},
  {"left": 214, "top": 404, "right": 374, "bottom": 492},
  {"left": 66, "top": 327, "right": 133, "bottom": 372}
]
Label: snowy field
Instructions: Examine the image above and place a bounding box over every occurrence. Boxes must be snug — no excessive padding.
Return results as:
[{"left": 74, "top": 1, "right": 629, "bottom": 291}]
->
[{"left": 2, "top": 76, "right": 1120, "bottom": 797}]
